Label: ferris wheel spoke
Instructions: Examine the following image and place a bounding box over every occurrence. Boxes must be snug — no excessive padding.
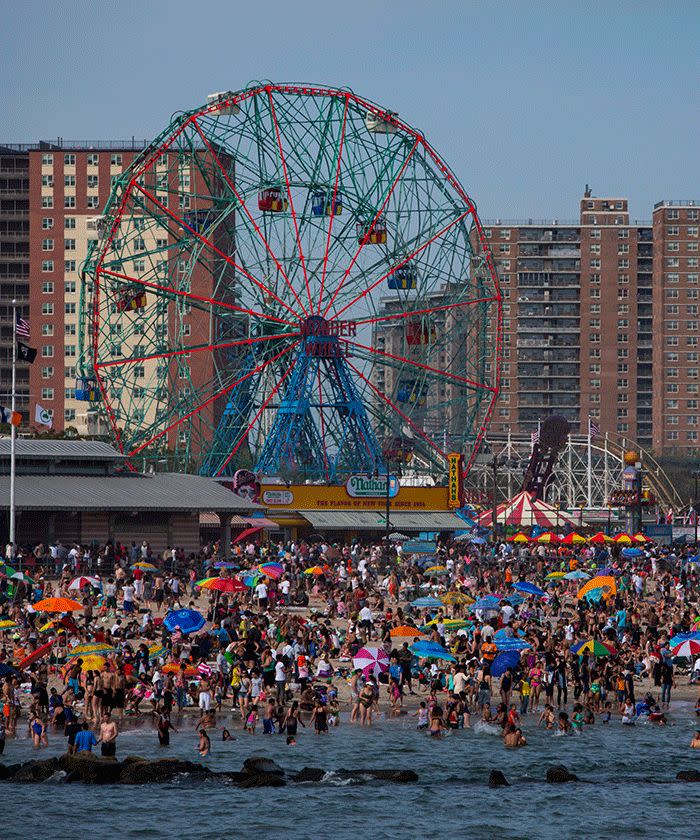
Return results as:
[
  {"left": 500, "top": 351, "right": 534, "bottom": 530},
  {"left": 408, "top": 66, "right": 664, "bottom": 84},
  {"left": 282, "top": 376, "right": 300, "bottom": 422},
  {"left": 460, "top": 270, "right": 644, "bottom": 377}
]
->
[
  {"left": 96, "top": 267, "right": 296, "bottom": 327},
  {"left": 267, "top": 88, "right": 313, "bottom": 311},
  {"left": 132, "top": 182, "right": 301, "bottom": 320},
  {"left": 316, "top": 366, "right": 330, "bottom": 481},
  {"left": 213, "top": 349, "right": 301, "bottom": 476},
  {"left": 331, "top": 208, "right": 471, "bottom": 321},
  {"left": 345, "top": 358, "right": 447, "bottom": 460},
  {"left": 190, "top": 117, "right": 309, "bottom": 317},
  {"left": 321, "top": 137, "right": 419, "bottom": 319},
  {"left": 346, "top": 339, "right": 495, "bottom": 392},
  {"left": 353, "top": 295, "right": 499, "bottom": 329},
  {"left": 94, "top": 332, "right": 299, "bottom": 370},
  {"left": 127, "top": 340, "right": 301, "bottom": 458},
  {"left": 317, "top": 93, "right": 350, "bottom": 316}
]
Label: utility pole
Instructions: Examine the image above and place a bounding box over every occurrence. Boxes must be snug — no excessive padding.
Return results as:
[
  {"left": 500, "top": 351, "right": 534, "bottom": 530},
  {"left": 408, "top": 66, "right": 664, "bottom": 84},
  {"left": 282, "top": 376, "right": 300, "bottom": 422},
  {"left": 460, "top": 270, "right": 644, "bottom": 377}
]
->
[{"left": 9, "top": 299, "right": 17, "bottom": 555}]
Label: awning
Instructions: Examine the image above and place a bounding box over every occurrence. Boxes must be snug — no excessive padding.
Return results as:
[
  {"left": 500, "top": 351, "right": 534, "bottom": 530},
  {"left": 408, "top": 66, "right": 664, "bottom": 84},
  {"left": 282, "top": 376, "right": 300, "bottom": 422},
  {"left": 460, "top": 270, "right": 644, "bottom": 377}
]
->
[
  {"left": 199, "top": 514, "right": 279, "bottom": 528},
  {"left": 302, "top": 510, "right": 466, "bottom": 532}
]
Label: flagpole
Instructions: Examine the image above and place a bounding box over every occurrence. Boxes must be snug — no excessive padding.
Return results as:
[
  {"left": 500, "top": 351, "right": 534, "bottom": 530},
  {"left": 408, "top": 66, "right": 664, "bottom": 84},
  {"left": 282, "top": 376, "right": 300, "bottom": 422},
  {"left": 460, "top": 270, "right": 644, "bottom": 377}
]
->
[
  {"left": 9, "top": 299, "right": 17, "bottom": 554},
  {"left": 586, "top": 417, "right": 593, "bottom": 511}
]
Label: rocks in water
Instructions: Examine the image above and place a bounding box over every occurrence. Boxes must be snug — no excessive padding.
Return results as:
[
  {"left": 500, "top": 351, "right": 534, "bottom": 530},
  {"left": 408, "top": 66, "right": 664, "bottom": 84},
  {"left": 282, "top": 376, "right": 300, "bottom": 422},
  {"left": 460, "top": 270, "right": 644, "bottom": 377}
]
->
[
  {"left": 238, "top": 771, "right": 287, "bottom": 788},
  {"left": 488, "top": 769, "right": 510, "bottom": 787},
  {"left": 61, "top": 753, "right": 123, "bottom": 785},
  {"left": 292, "top": 767, "right": 326, "bottom": 783},
  {"left": 242, "top": 756, "right": 285, "bottom": 777},
  {"left": 11, "top": 757, "right": 61, "bottom": 783},
  {"left": 0, "top": 763, "right": 22, "bottom": 780},
  {"left": 546, "top": 765, "right": 578, "bottom": 783},
  {"left": 119, "top": 758, "right": 210, "bottom": 785},
  {"left": 676, "top": 770, "right": 700, "bottom": 782}
]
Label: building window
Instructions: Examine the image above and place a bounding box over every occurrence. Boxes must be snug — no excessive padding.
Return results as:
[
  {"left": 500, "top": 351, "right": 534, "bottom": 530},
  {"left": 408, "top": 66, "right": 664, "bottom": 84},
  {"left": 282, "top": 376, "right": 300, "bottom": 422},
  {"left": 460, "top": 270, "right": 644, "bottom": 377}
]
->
[
  {"left": 64, "top": 217, "right": 76, "bottom": 229},
  {"left": 64, "top": 324, "right": 76, "bottom": 336},
  {"left": 667, "top": 226, "right": 680, "bottom": 236},
  {"left": 87, "top": 174, "right": 99, "bottom": 188},
  {"left": 65, "top": 302, "right": 76, "bottom": 315},
  {"left": 590, "top": 244, "right": 600, "bottom": 254},
  {"left": 41, "top": 217, "right": 54, "bottom": 230},
  {"left": 667, "top": 242, "right": 680, "bottom": 252},
  {"left": 64, "top": 409, "right": 76, "bottom": 422},
  {"left": 41, "top": 345, "right": 54, "bottom": 358},
  {"left": 41, "top": 174, "right": 53, "bottom": 187},
  {"left": 666, "top": 305, "right": 679, "bottom": 314},
  {"left": 667, "top": 209, "right": 680, "bottom": 219},
  {"left": 64, "top": 239, "right": 76, "bottom": 251},
  {"left": 667, "top": 257, "right": 679, "bottom": 268},
  {"left": 111, "top": 153, "right": 123, "bottom": 166},
  {"left": 64, "top": 195, "right": 76, "bottom": 208},
  {"left": 87, "top": 196, "right": 99, "bottom": 208},
  {"left": 667, "top": 383, "right": 679, "bottom": 393},
  {"left": 64, "top": 260, "right": 76, "bottom": 273},
  {"left": 667, "top": 273, "right": 679, "bottom": 283},
  {"left": 41, "top": 366, "right": 53, "bottom": 379},
  {"left": 64, "top": 281, "right": 76, "bottom": 294},
  {"left": 87, "top": 153, "right": 99, "bottom": 166},
  {"left": 590, "top": 259, "right": 601, "bottom": 269},
  {"left": 41, "top": 281, "right": 54, "bottom": 293},
  {"left": 41, "top": 196, "right": 53, "bottom": 208},
  {"left": 65, "top": 345, "right": 76, "bottom": 358},
  {"left": 41, "top": 324, "right": 53, "bottom": 336},
  {"left": 64, "top": 153, "right": 75, "bottom": 165},
  {"left": 41, "top": 238, "right": 54, "bottom": 251},
  {"left": 590, "top": 288, "right": 600, "bottom": 298},
  {"left": 41, "top": 153, "right": 53, "bottom": 165},
  {"left": 41, "top": 303, "right": 53, "bottom": 315},
  {"left": 618, "top": 244, "right": 629, "bottom": 254},
  {"left": 64, "top": 387, "right": 76, "bottom": 400},
  {"left": 64, "top": 175, "right": 76, "bottom": 187},
  {"left": 618, "top": 259, "right": 629, "bottom": 269},
  {"left": 590, "top": 229, "right": 601, "bottom": 239},
  {"left": 41, "top": 387, "right": 54, "bottom": 400},
  {"left": 590, "top": 273, "right": 600, "bottom": 284}
]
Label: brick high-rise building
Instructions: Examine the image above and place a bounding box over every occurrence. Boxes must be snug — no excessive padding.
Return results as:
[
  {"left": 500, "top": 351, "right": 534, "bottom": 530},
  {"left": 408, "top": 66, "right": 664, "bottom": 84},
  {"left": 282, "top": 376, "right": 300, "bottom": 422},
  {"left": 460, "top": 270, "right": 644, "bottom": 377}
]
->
[
  {"left": 476, "top": 190, "right": 654, "bottom": 446},
  {"left": 652, "top": 200, "right": 700, "bottom": 454}
]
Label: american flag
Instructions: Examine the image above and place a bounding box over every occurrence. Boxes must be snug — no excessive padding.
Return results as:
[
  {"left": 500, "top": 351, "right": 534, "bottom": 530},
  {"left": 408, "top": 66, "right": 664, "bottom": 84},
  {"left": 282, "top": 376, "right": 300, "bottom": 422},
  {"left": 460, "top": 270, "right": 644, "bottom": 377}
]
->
[
  {"left": 15, "top": 313, "right": 30, "bottom": 338},
  {"left": 530, "top": 429, "right": 540, "bottom": 446},
  {"left": 589, "top": 418, "right": 600, "bottom": 437},
  {"left": 197, "top": 662, "right": 213, "bottom": 678}
]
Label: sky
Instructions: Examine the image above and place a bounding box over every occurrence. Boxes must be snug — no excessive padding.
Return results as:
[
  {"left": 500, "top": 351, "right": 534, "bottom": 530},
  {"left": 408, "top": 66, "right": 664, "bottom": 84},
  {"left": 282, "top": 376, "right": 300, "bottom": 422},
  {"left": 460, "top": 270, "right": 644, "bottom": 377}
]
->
[{"left": 0, "top": 0, "right": 696, "bottom": 220}]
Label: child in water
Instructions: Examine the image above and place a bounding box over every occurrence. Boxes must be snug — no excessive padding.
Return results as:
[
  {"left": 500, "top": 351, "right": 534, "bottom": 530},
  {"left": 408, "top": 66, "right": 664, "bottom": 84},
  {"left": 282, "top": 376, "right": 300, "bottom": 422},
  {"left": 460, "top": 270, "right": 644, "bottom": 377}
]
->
[
  {"left": 557, "top": 711, "right": 572, "bottom": 734},
  {"left": 416, "top": 701, "right": 429, "bottom": 730},
  {"left": 198, "top": 728, "right": 210, "bottom": 756},
  {"left": 538, "top": 704, "right": 555, "bottom": 729},
  {"left": 245, "top": 704, "right": 259, "bottom": 734},
  {"left": 429, "top": 705, "right": 445, "bottom": 737},
  {"left": 601, "top": 702, "right": 612, "bottom": 724}
]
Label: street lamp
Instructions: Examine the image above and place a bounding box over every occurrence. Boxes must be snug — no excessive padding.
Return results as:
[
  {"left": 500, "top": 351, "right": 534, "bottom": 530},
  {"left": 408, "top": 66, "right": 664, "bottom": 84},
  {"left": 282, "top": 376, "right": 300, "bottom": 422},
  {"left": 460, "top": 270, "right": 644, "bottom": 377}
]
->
[
  {"left": 489, "top": 455, "right": 520, "bottom": 544},
  {"left": 692, "top": 469, "right": 700, "bottom": 547}
]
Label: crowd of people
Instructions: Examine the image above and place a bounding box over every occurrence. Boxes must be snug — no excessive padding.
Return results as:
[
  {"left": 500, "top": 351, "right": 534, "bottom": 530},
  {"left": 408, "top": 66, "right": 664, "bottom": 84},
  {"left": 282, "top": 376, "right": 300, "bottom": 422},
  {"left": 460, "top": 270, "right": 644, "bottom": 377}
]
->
[{"left": 2, "top": 530, "right": 700, "bottom": 759}]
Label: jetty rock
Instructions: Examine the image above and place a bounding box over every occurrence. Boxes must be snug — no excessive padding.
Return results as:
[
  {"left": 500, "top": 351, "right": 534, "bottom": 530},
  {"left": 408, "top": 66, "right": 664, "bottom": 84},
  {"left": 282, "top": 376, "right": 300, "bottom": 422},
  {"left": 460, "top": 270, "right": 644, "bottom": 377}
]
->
[{"left": 546, "top": 765, "right": 579, "bottom": 783}]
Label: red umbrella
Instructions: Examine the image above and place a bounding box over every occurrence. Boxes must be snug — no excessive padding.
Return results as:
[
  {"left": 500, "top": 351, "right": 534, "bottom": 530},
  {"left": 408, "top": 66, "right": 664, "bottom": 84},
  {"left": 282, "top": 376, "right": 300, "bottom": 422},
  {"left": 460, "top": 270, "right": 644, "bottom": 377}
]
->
[
  {"left": 233, "top": 526, "right": 263, "bottom": 544},
  {"left": 16, "top": 639, "right": 54, "bottom": 670}
]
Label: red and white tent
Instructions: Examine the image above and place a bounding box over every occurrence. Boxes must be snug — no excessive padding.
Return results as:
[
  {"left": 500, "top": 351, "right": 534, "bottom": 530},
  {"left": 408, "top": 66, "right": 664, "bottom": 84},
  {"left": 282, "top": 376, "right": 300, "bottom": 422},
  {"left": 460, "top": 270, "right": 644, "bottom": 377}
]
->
[{"left": 477, "top": 491, "right": 579, "bottom": 529}]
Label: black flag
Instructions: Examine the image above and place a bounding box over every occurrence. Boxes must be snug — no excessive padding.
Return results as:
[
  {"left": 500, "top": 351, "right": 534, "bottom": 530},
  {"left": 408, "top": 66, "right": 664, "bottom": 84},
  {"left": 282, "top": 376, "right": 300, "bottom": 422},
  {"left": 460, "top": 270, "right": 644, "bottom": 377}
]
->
[{"left": 17, "top": 341, "right": 37, "bottom": 364}]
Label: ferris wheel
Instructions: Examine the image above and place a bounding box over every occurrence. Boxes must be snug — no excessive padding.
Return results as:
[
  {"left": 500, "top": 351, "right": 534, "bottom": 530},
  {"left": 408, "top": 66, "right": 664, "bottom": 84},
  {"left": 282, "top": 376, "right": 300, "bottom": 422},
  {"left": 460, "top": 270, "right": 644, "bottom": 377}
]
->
[{"left": 79, "top": 82, "right": 502, "bottom": 480}]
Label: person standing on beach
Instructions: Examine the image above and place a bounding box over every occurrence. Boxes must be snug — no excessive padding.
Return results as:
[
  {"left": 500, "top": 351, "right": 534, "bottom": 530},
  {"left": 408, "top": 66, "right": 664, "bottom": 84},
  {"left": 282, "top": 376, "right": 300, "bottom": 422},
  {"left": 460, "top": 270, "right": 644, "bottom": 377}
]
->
[{"left": 99, "top": 711, "right": 118, "bottom": 757}]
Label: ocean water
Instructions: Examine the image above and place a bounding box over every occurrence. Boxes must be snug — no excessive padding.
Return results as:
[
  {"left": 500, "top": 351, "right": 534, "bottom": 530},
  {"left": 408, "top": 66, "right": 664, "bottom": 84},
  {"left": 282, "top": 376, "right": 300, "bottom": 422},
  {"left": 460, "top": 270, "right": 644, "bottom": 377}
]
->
[{"left": 3, "top": 707, "right": 700, "bottom": 840}]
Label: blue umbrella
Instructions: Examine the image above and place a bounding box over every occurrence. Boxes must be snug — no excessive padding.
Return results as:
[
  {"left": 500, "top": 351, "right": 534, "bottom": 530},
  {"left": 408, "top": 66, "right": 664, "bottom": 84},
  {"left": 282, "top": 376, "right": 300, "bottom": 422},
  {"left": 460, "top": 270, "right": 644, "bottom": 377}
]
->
[
  {"left": 621, "top": 547, "right": 643, "bottom": 558},
  {"left": 495, "top": 628, "right": 525, "bottom": 639},
  {"left": 473, "top": 595, "right": 501, "bottom": 611},
  {"left": 411, "top": 596, "right": 444, "bottom": 609},
  {"left": 505, "top": 593, "right": 524, "bottom": 606},
  {"left": 669, "top": 631, "right": 700, "bottom": 648},
  {"left": 513, "top": 581, "right": 546, "bottom": 598},
  {"left": 490, "top": 650, "right": 521, "bottom": 678},
  {"left": 409, "top": 640, "right": 456, "bottom": 661},
  {"left": 213, "top": 561, "right": 239, "bottom": 569},
  {"left": 469, "top": 536, "right": 487, "bottom": 545},
  {"left": 163, "top": 608, "right": 206, "bottom": 634},
  {"left": 564, "top": 570, "right": 590, "bottom": 581},
  {"left": 495, "top": 637, "right": 531, "bottom": 651}
]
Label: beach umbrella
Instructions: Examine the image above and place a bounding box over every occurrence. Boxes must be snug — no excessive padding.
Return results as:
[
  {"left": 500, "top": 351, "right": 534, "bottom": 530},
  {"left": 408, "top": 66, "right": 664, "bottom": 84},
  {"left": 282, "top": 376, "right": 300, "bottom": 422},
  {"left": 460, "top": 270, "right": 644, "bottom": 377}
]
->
[
  {"left": 535, "top": 531, "right": 559, "bottom": 544},
  {"left": 64, "top": 655, "right": 106, "bottom": 673},
  {"left": 0, "top": 619, "right": 18, "bottom": 630},
  {"left": 66, "top": 643, "right": 115, "bottom": 658},
  {"left": 353, "top": 646, "right": 390, "bottom": 678},
  {"left": 671, "top": 638, "right": 700, "bottom": 658},
  {"left": 389, "top": 532, "right": 409, "bottom": 541},
  {"left": 131, "top": 561, "right": 159, "bottom": 571},
  {"left": 513, "top": 581, "right": 546, "bottom": 597},
  {"left": 197, "top": 576, "right": 247, "bottom": 593},
  {"left": 409, "top": 640, "right": 456, "bottom": 662},
  {"left": 424, "top": 567, "right": 449, "bottom": 578},
  {"left": 545, "top": 571, "right": 566, "bottom": 580},
  {"left": 411, "top": 596, "right": 444, "bottom": 609},
  {"left": 613, "top": 533, "right": 633, "bottom": 545},
  {"left": 32, "top": 597, "right": 83, "bottom": 613},
  {"left": 669, "top": 631, "right": 700, "bottom": 648},
  {"left": 560, "top": 532, "right": 586, "bottom": 545},
  {"left": 161, "top": 663, "right": 200, "bottom": 677},
  {"left": 389, "top": 625, "right": 426, "bottom": 638},
  {"left": 505, "top": 593, "right": 524, "bottom": 606},
  {"left": 213, "top": 561, "right": 239, "bottom": 570},
  {"left": 563, "top": 570, "right": 590, "bottom": 581},
  {"left": 621, "top": 547, "right": 644, "bottom": 559},
  {"left": 163, "top": 608, "right": 205, "bottom": 634},
  {"left": 303, "top": 565, "right": 328, "bottom": 576},
  {"left": 423, "top": 618, "right": 470, "bottom": 630},
  {"left": 570, "top": 639, "right": 616, "bottom": 657},
  {"left": 16, "top": 640, "right": 54, "bottom": 669},
  {"left": 633, "top": 533, "right": 651, "bottom": 543},
  {"left": 577, "top": 575, "right": 617, "bottom": 601},
  {"left": 10, "top": 571, "right": 35, "bottom": 585},
  {"left": 473, "top": 595, "right": 501, "bottom": 611},
  {"left": 441, "top": 591, "right": 474, "bottom": 606},
  {"left": 589, "top": 532, "right": 612, "bottom": 544},
  {"left": 495, "top": 637, "right": 531, "bottom": 651},
  {"left": 490, "top": 650, "right": 521, "bottom": 678},
  {"left": 68, "top": 576, "right": 100, "bottom": 591},
  {"left": 469, "top": 536, "right": 487, "bottom": 545},
  {"left": 508, "top": 532, "right": 530, "bottom": 544},
  {"left": 0, "top": 561, "right": 17, "bottom": 577},
  {"left": 257, "top": 562, "right": 284, "bottom": 579}
]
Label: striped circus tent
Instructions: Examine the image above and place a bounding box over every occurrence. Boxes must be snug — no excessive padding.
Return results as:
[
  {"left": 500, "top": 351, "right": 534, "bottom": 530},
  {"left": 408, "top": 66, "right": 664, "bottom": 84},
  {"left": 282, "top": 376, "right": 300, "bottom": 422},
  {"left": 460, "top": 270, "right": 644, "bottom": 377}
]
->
[{"left": 477, "top": 491, "right": 579, "bottom": 529}]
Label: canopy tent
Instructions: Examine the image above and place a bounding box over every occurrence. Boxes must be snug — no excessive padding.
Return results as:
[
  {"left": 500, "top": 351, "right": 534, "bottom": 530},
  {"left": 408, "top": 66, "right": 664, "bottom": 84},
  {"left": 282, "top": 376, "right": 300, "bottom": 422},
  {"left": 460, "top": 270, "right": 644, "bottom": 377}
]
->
[{"left": 476, "top": 491, "right": 579, "bottom": 529}]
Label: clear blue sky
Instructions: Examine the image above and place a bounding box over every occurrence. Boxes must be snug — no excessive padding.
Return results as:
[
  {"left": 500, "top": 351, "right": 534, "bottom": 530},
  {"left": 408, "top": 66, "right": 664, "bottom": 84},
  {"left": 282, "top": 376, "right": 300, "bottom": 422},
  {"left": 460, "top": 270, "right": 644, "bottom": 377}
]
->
[{"left": 1, "top": 0, "right": 696, "bottom": 219}]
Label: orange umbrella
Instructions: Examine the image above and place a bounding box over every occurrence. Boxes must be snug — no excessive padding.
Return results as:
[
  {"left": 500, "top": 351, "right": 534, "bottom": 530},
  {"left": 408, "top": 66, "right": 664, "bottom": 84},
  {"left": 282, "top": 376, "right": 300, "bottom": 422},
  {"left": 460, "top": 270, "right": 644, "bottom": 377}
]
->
[
  {"left": 535, "top": 532, "right": 559, "bottom": 544},
  {"left": 577, "top": 575, "right": 617, "bottom": 601},
  {"left": 508, "top": 532, "right": 530, "bottom": 544},
  {"left": 161, "top": 663, "right": 199, "bottom": 676},
  {"left": 561, "top": 532, "right": 586, "bottom": 545},
  {"left": 613, "top": 533, "right": 633, "bottom": 545},
  {"left": 589, "top": 532, "right": 612, "bottom": 544},
  {"left": 632, "top": 533, "right": 651, "bottom": 544},
  {"left": 389, "top": 625, "right": 426, "bottom": 638},
  {"left": 32, "top": 597, "right": 83, "bottom": 613}
]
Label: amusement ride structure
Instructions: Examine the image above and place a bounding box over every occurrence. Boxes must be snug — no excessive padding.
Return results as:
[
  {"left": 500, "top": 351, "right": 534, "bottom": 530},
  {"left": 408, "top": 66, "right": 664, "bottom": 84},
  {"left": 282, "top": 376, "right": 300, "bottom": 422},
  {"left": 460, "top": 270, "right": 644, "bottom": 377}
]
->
[{"left": 78, "top": 83, "right": 502, "bottom": 481}]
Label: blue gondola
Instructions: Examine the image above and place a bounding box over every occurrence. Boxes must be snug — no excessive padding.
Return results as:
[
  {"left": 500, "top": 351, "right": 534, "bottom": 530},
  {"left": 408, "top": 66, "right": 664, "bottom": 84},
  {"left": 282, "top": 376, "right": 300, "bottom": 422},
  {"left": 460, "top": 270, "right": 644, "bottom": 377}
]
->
[
  {"left": 388, "top": 264, "right": 417, "bottom": 289},
  {"left": 311, "top": 190, "right": 343, "bottom": 217},
  {"left": 75, "top": 376, "right": 98, "bottom": 402},
  {"left": 397, "top": 379, "right": 428, "bottom": 405}
]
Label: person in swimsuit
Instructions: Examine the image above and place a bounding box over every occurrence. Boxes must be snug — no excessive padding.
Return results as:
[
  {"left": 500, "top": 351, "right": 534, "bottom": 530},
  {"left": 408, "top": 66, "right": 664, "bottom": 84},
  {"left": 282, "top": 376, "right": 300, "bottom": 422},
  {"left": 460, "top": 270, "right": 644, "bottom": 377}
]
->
[
  {"left": 310, "top": 699, "right": 329, "bottom": 734},
  {"left": 359, "top": 684, "right": 374, "bottom": 727},
  {"left": 283, "top": 701, "right": 305, "bottom": 738},
  {"left": 429, "top": 705, "right": 444, "bottom": 737},
  {"left": 99, "top": 711, "right": 118, "bottom": 756}
]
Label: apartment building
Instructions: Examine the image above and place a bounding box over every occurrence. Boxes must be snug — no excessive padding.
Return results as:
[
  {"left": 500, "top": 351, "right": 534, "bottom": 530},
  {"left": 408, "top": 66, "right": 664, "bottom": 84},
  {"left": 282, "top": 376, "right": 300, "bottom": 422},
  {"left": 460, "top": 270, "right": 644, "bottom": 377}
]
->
[
  {"left": 652, "top": 200, "right": 700, "bottom": 453},
  {"left": 477, "top": 190, "right": 653, "bottom": 446},
  {"left": 0, "top": 146, "right": 30, "bottom": 414}
]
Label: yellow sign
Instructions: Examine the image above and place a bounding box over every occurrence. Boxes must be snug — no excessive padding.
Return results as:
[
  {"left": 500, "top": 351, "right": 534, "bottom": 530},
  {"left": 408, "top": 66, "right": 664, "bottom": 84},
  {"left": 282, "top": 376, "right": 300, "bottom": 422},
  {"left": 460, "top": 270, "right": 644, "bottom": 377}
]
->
[
  {"left": 259, "top": 483, "right": 449, "bottom": 511},
  {"left": 447, "top": 452, "right": 463, "bottom": 509}
]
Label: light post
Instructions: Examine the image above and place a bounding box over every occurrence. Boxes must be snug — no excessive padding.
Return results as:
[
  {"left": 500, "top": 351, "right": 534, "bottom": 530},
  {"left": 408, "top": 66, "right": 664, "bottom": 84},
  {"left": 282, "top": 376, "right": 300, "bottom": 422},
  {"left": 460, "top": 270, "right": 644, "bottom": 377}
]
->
[
  {"left": 385, "top": 458, "right": 392, "bottom": 566},
  {"left": 692, "top": 469, "right": 700, "bottom": 548}
]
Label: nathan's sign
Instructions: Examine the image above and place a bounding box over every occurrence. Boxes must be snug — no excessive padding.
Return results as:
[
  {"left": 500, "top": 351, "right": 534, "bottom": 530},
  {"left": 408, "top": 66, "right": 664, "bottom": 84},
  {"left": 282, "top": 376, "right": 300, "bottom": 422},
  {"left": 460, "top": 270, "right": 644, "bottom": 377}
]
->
[
  {"left": 447, "top": 452, "right": 463, "bottom": 509},
  {"left": 346, "top": 474, "right": 399, "bottom": 498}
]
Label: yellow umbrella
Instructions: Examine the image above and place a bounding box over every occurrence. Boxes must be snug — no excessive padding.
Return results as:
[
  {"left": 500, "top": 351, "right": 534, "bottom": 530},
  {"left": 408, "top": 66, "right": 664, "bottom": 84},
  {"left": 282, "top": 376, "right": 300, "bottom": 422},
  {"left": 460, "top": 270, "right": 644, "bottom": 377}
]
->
[
  {"left": 0, "top": 619, "right": 18, "bottom": 630},
  {"left": 577, "top": 575, "right": 617, "bottom": 601},
  {"left": 613, "top": 533, "right": 632, "bottom": 545},
  {"left": 509, "top": 533, "right": 530, "bottom": 544},
  {"left": 441, "top": 591, "right": 475, "bottom": 605},
  {"left": 63, "top": 655, "right": 106, "bottom": 673}
]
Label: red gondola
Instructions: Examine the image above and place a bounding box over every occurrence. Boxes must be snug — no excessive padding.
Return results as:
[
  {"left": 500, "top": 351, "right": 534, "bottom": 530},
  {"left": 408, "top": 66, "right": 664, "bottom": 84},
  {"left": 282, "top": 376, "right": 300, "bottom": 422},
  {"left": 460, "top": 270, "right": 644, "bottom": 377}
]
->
[{"left": 258, "top": 188, "right": 288, "bottom": 213}]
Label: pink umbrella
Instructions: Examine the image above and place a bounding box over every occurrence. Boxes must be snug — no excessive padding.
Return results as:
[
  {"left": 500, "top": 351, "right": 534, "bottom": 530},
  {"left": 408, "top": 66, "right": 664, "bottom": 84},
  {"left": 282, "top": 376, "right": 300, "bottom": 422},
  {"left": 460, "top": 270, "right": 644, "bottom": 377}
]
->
[
  {"left": 68, "top": 576, "right": 100, "bottom": 591},
  {"left": 353, "top": 646, "right": 390, "bottom": 678},
  {"left": 671, "top": 639, "right": 700, "bottom": 658}
]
